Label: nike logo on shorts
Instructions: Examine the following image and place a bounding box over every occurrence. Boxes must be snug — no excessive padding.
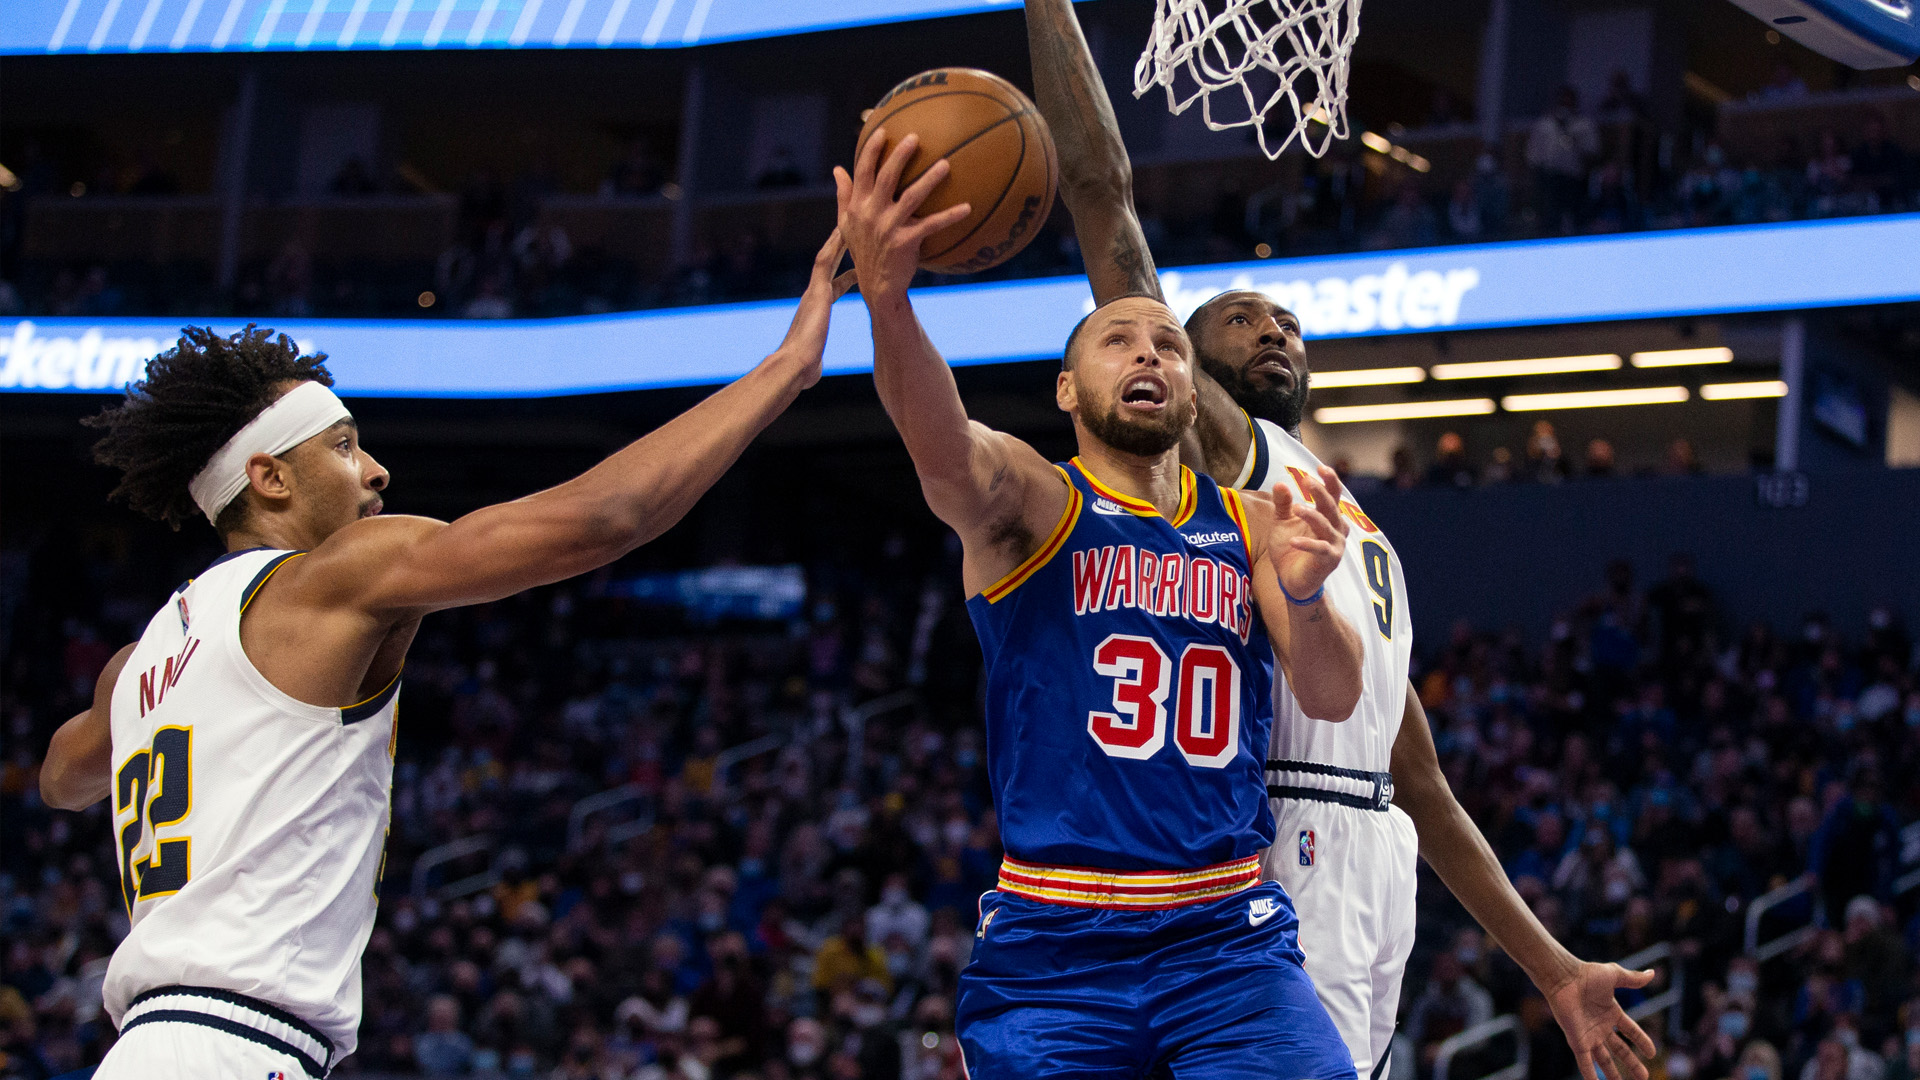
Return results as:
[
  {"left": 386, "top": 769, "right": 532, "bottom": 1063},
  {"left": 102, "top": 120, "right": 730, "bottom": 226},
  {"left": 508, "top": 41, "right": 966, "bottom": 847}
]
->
[{"left": 1247, "top": 897, "right": 1279, "bottom": 927}]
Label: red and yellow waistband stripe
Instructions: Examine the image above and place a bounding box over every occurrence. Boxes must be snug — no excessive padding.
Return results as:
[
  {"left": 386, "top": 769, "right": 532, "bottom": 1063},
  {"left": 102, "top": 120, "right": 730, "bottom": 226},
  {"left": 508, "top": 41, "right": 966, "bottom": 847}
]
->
[
  {"left": 996, "top": 854, "right": 1262, "bottom": 909},
  {"left": 1219, "top": 487, "right": 1255, "bottom": 565},
  {"left": 981, "top": 468, "right": 1082, "bottom": 604},
  {"left": 1070, "top": 459, "right": 1199, "bottom": 527}
]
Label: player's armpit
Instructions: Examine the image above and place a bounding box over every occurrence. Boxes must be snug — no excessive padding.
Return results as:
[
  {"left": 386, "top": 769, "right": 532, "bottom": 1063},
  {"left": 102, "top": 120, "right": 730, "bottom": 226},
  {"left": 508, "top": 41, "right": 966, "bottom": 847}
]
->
[
  {"left": 1023, "top": 0, "right": 1163, "bottom": 305},
  {"left": 41, "top": 642, "right": 134, "bottom": 811}
]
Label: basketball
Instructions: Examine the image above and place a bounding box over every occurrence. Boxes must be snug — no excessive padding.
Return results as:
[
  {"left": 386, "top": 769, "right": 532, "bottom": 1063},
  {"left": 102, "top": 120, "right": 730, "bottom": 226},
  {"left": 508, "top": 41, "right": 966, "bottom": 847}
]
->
[{"left": 855, "top": 68, "right": 1058, "bottom": 275}]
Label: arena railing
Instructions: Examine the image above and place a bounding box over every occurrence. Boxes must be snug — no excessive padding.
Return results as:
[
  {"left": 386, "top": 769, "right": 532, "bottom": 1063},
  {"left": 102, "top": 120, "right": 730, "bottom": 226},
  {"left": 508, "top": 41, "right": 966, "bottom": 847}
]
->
[
  {"left": 565, "top": 782, "right": 651, "bottom": 854},
  {"left": 1618, "top": 941, "right": 1684, "bottom": 1033},
  {"left": 410, "top": 834, "right": 497, "bottom": 901},
  {"left": 1744, "top": 875, "right": 1820, "bottom": 963},
  {"left": 1896, "top": 822, "right": 1920, "bottom": 899},
  {"left": 1434, "top": 1014, "right": 1528, "bottom": 1080}
]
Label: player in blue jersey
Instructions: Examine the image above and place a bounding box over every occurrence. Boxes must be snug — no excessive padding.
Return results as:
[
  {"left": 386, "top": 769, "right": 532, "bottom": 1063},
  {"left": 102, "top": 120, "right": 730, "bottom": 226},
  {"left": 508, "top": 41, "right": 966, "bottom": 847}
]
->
[
  {"left": 837, "top": 133, "right": 1366, "bottom": 1079},
  {"left": 1018, "top": 6, "right": 1664, "bottom": 1080}
]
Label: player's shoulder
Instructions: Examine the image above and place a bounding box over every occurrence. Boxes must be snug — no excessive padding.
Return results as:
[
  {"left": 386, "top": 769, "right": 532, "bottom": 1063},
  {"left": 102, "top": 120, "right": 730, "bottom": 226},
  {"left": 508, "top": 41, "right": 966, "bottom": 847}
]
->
[{"left": 266, "top": 514, "right": 447, "bottom": 606}]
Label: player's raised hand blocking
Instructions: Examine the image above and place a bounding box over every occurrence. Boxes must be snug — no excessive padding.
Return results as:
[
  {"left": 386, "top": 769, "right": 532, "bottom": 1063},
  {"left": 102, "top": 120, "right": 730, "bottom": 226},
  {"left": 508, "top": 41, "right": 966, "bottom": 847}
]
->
[
  {"left": 770, "top": 229, "right": 857, "bottom": 390},
  {"left": 835, "top": 130, "right": 972, "bottom": 302},
  {"left": 1267, "top": 465, "right": 1352, "bottom": 602}
]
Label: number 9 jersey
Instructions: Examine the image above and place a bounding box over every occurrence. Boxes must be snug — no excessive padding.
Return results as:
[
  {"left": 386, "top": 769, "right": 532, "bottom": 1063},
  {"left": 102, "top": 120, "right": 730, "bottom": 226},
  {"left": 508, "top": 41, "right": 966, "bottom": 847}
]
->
[
  {"left": 101, "top": 547, "right": 399, "bottom": 1065},
  {"left": 964, "top": 458, "right": 1278, "bottom": 874},
  {"left": 1236, "top": 418, "right": 1413, "bottom": 775}
]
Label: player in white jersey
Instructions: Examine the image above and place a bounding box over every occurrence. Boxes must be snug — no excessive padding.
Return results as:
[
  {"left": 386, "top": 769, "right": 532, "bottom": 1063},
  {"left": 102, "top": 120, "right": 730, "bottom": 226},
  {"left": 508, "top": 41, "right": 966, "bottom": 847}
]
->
[
  {"left": 1020, "top": 5, "right": 1660, "bottom": 1080},
  {"left": 38, "top": 233, "right": 856, "bottom": 1078}
]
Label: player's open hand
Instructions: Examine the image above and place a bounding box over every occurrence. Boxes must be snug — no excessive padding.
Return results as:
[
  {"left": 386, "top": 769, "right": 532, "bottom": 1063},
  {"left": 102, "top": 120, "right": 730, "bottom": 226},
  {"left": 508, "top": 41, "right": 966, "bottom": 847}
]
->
[
  {"left": 769, "top": 229, "right": 855, "bottom": 390},
  {"left": 834, "top": 128, "right": 972, "bottom": 303},
  {"left": 1266, "top": 465, "right": 1350, "bottom": 602},
  {"left": 1546, "top": 961, "right": 1658, "bottom": 1080}
]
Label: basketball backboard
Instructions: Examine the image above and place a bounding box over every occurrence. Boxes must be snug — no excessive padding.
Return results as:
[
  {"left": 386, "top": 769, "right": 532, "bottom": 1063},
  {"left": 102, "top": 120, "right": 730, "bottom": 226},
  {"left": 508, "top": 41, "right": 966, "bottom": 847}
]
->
[{"left": 1725, "top": 0, "right": 1920, "bottom": 68}]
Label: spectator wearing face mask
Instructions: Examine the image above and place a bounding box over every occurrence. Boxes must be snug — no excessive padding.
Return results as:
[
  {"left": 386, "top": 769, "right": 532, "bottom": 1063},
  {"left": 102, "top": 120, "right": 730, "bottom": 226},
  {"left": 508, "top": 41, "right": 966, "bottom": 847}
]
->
[
  {"left": 867, "top": 873, "right": 930, "bottom": 949},
  {"left": 1740, "top": 1041, "right": 1786, "bottom": 1080}
]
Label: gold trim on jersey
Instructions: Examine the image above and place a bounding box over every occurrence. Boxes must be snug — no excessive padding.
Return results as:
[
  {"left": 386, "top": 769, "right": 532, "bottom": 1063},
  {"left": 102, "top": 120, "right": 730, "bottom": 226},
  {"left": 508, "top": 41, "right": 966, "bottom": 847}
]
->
[
  {"left": 1070, "top": 458, "right": 1198, "bottom": 527},
  {"left": 981, "top": 467, "right": 1082, "bottom": 604},
  {"left": 1219, "top": 487, "right": 1257, "bottom": 567},
  {"left": 238, "top": 551, "right": 307, "bottom": 615}
]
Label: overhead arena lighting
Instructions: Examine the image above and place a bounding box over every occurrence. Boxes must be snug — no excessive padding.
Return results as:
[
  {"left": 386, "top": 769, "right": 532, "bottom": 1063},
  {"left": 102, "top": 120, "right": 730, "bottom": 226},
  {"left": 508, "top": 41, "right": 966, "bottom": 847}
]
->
[
  {"left": 1630, "top": 347, "right": 1734, "bottom": 368},
  {"left": 1430, "top": 355, "right": 1623, "bottom": 380},
  {"left": 1308, "top": 367, "right": 1428, "bottom": 388},
  {"left": 1501, "top": 387, "right": 1691, "bottom": 411},
  {"left": 1313, "top": 399, "right": 1497, "bottom": 424},
  {"left": 1700, "top": 380, "right": 1789, "bottom": 400}
]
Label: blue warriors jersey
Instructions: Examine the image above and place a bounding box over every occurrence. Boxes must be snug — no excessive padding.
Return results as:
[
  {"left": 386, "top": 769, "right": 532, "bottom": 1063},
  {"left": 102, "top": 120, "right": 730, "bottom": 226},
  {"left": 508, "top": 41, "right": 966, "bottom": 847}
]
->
[{"left": 965, "top": 458, "right": 1277, "bottom": 872}]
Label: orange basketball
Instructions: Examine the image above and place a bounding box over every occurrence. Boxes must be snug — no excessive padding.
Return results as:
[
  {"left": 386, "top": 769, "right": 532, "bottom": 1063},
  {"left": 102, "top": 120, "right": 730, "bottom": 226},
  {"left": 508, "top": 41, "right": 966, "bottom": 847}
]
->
[{"left": 855, "top": 68, "right": 1058, "bottom": 275}]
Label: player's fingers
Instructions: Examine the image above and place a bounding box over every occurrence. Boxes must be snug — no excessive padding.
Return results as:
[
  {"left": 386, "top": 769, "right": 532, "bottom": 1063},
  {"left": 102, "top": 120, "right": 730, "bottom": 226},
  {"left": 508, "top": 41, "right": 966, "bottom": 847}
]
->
[
  {"left": 855, "top": 128, "right": 889, "bottom": 189},
  {"left": 1617, "top": 1009, "right": 1657, "bottom": 1059},
  {"left": 1288, "top": 502, "right": 1338, "bottom": 541},
  {"left": 1608, "top": 1032, "right": 1648, "bottom": 1080},
  {"left": 876, "top": 132, "right": 920, "bottom": 201},
  {"left": 1617, "top": 965, "right": 1658, "bottom": 991},
  {"left": 1288, "top": 537, "right": 1342, "bottom": 560},
  {"left": 895, "top": 157, "right": 951, "bottom": 217},
  {"left": 1299, "top": 469, "right": 1343, "bottom": 529},
  {"left": 812, "top": 229, "right": 847, "bottom": 276},
  {"left": 833, "top": 166, "right": 853, "bottom": 212},
  {"left": 1318, "top": 464, "right": 1346, "bottom": 504},
  {"left": 832, "top": 267, "right": 860, "bottom": 300},
  {"left": 907, "top": 202, "right": 972, "bottom": 242},
  {"left": 1573, "top": 1044, "right": 1600, "bottom": 1080},
  {"left": 1268, "top": 482, "right": 1295, "bottom": 515}
]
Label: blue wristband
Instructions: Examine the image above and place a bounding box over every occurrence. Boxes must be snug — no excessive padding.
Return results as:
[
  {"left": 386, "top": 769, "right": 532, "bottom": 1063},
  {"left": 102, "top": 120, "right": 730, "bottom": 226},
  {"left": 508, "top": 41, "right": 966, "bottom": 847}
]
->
[{"left": 1280, "top": 580, "right": 1324, "bottom": 606}]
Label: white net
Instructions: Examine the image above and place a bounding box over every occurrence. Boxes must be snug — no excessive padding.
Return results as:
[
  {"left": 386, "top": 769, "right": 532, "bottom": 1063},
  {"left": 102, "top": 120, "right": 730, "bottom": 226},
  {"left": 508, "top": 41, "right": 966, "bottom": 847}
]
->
[{"left": 1132, "top": 0, "right": 1362, "bottom": 160}]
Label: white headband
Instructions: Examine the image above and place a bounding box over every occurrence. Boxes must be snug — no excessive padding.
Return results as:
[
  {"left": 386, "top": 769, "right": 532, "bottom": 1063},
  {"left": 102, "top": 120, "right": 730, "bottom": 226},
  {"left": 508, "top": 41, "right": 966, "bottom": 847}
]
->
[{"left": 188, "top": 381, "right": 354, "bottom": 527}]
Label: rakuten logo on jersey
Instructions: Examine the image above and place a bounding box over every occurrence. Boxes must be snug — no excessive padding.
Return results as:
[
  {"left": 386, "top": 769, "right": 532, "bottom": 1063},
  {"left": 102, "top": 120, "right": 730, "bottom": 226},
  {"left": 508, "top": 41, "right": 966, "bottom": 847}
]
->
[
  {"left": 1071, "top": 545, "right": 1253, "bottom": 643},
  {"left": 1159, "top": 262, "right": 1482, "bottom": 337}
]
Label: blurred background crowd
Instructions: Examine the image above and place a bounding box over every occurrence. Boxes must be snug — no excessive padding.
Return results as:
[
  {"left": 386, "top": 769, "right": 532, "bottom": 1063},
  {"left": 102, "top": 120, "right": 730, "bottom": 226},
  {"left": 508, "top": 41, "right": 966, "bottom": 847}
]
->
[{"left": 3, "top": 517, "right": 1916, "bottom": 1080}]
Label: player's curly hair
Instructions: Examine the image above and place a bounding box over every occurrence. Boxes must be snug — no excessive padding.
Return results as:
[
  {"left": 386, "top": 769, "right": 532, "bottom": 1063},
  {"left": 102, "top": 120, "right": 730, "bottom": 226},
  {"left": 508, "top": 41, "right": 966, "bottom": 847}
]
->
[{"left": 84, "top": 325, "right": 333, "bottom": 532}]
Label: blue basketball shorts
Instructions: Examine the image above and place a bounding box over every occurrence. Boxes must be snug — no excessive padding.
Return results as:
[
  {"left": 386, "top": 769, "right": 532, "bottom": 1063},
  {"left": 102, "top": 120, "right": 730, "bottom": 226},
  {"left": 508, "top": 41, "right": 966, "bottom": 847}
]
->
[{"left": 955, "top": 881, "right": 1357, "bottom": 1080}]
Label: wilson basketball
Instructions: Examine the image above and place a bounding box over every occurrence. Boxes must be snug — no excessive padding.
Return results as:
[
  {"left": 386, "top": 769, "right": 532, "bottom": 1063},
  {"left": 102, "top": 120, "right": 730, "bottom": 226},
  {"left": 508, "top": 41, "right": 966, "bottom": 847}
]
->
[{"left": 856, "top": 68, "right": 1058, "bottom": 275}]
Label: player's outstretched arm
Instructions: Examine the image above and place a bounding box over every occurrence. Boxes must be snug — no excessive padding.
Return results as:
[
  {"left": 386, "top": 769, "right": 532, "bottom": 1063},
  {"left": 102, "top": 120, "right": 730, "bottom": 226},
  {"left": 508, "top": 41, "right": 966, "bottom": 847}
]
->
[
  {"left": 41, "top": 642, "right": 135, "bottom": 810},
  {"left": 295, "top": 231, "right": 855, "bottom": 617},
  {"left": 1024, "top": 0, "right": 1251, "bottom": 483},
  {"left": 1024, "top": 0, "right": 1160, "bottom": 306},
  {"left": 836, "top": 130, "right": 1068, "bottom": 595},
  {"left": 1391, "top": 683, "right": 1658, "bottom": 1080},
  {"left": 1241, "top": 466, "right": 1362, "bottom": 721}
]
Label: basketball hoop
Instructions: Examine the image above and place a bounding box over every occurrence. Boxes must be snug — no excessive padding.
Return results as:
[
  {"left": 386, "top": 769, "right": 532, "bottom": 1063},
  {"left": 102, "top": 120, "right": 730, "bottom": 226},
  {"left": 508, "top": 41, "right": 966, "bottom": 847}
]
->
[{"left": 1132, "top": 0, "right": 1362, "bottom": 160}]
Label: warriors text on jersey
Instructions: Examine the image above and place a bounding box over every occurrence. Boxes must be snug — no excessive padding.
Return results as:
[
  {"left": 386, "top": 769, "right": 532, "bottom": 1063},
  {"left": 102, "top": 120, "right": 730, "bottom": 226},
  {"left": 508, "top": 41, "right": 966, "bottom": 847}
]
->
[
  {"left": 1239, "top": 417, "right": 1413, "bottom": 775},
  {"left": 965, "top": 459, "right": 1277, "bottom": 875},
  {"left": 103, "top": 548, "right": 399, "bottom": 1061}
]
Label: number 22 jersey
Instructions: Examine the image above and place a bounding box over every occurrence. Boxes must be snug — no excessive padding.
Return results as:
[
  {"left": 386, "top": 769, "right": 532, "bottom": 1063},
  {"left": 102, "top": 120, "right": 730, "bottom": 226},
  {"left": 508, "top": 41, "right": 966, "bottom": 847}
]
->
[
  {"left": 101, "top": 547, "right": 400, "bottom": 1059},
  {"left": 965, "top": 459, "right": 1277, "bottom": 872}
]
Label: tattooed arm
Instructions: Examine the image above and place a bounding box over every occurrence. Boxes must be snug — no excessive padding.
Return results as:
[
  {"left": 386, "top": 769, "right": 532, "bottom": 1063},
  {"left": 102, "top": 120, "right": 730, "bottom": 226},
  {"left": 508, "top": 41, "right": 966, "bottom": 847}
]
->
[
  {"left": 1025, "top": 0, "right": 1161, "bottom": 305},
  {"left": 1024, "top": 0, "right": 1253, "bottom": 484}
]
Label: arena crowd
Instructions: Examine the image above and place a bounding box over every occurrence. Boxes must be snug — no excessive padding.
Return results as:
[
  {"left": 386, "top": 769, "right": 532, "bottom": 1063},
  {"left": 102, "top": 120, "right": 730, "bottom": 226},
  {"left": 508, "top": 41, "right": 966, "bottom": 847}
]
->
[{"left": 3, "top": 526, "right": 1917, "bottom": 1080}]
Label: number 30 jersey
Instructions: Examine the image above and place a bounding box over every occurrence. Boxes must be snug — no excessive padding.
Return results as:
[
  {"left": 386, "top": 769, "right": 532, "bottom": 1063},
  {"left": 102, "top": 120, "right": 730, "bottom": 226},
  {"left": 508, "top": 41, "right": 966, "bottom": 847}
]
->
[
  {"left": 101, "top": 547, "right": 399, "bottom": 1058},
  {"left": 965, "top": 459, "right": 1277, "bottom": 872},
  {"left": 1238, "top": 417, "right": 1413, "bottom": 775}
]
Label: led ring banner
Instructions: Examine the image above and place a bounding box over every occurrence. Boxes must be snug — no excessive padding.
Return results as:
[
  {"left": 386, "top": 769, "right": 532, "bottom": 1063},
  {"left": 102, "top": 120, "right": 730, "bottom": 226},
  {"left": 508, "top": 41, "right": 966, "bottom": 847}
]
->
[{"left": 5, "top": 213, "right": 1919, "bottom": 398}]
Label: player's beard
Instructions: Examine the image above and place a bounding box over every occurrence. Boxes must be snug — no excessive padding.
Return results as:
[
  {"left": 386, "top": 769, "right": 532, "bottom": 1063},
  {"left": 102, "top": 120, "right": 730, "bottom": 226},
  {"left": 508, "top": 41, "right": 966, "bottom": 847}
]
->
[
  {"left": 1078, "top": 384, "right": 1196, "bottom": 458},
  {"left": 1202, "top": 353, "right": 1310, "bottom": 433}
]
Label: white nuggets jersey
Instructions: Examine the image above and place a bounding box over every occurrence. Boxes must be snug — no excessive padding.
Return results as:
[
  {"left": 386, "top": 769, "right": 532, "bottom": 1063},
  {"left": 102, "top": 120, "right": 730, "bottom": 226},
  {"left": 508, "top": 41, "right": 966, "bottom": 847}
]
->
[
  {"left": 1238, "top": 417, "right": 1413, "bottom": 773},
  {"left": 103, "top": 547, "right": 398, "bottom": 1059}
]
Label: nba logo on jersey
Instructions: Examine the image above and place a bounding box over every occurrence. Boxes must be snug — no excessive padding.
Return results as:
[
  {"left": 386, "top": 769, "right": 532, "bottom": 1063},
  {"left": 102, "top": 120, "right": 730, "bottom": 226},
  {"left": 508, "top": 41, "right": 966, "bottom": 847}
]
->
[{"left": 1298, "top": 830, "right": 1316, "bottom": 866}]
